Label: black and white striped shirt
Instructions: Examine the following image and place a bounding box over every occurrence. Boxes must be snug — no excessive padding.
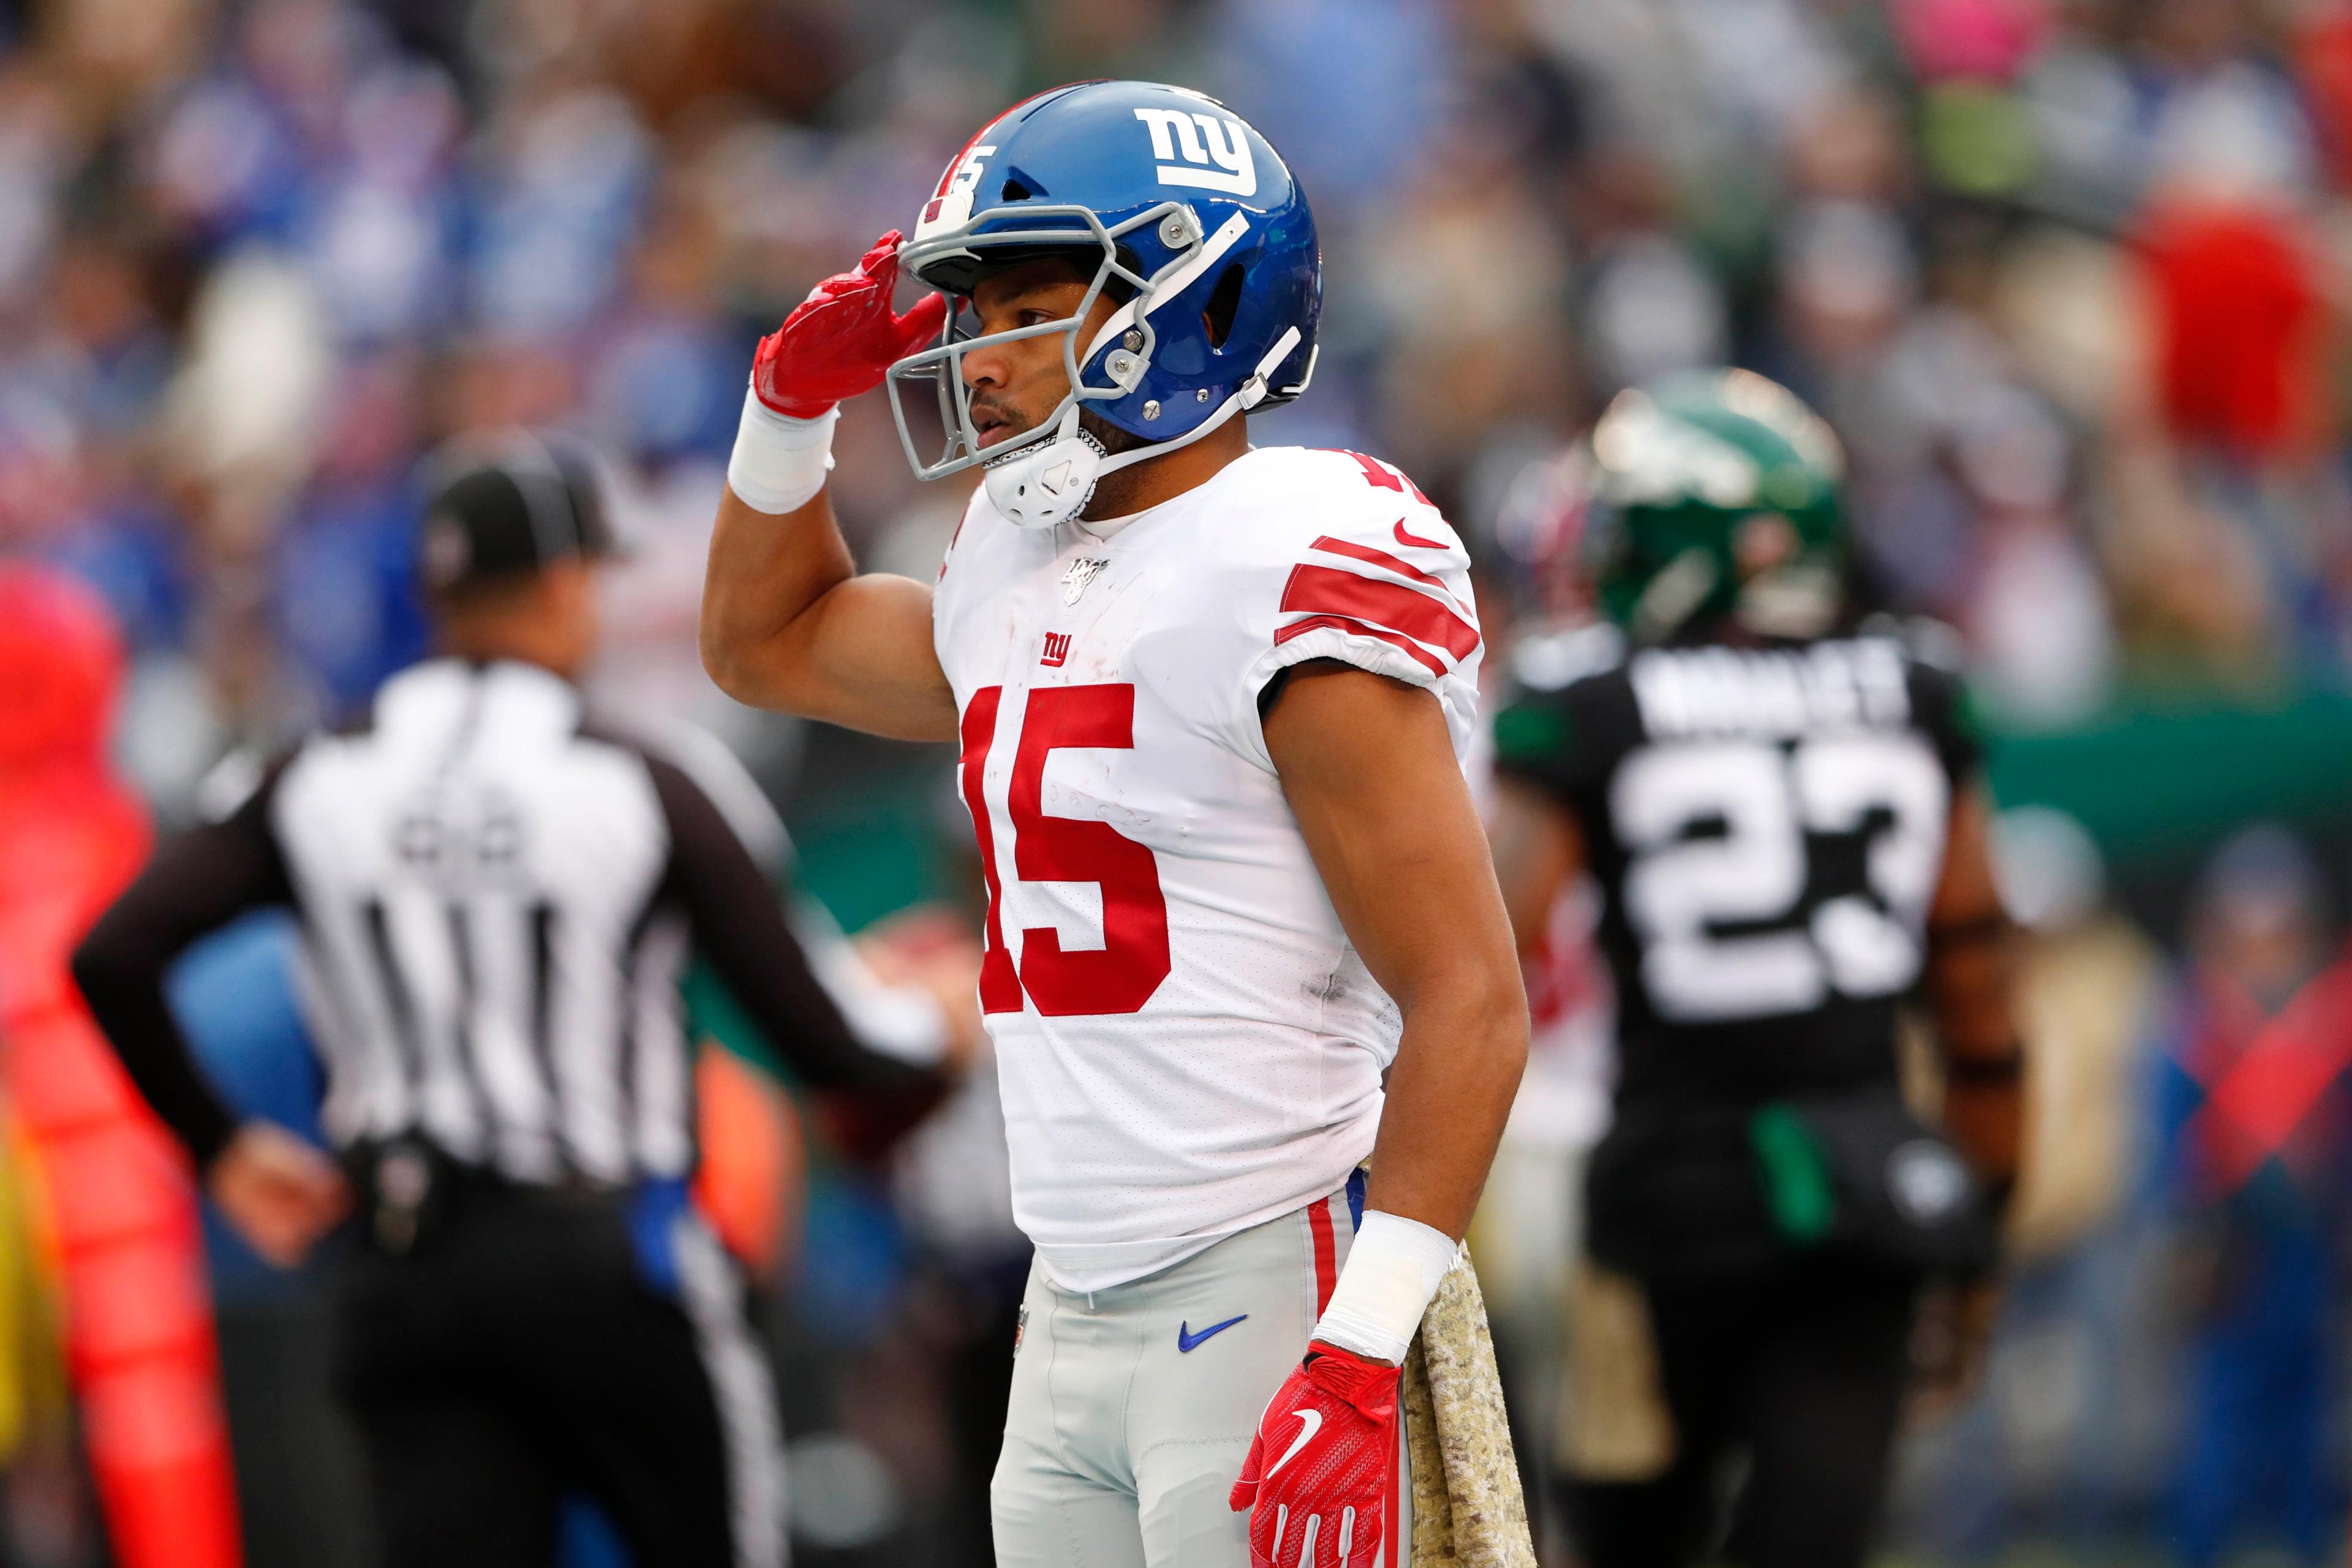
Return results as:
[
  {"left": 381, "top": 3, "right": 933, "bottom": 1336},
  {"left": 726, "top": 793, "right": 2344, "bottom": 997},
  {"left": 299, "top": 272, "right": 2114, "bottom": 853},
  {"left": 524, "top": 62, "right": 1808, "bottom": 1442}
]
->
[{"left": 75, "top": 658, "right": 938, "bottom": 1186}]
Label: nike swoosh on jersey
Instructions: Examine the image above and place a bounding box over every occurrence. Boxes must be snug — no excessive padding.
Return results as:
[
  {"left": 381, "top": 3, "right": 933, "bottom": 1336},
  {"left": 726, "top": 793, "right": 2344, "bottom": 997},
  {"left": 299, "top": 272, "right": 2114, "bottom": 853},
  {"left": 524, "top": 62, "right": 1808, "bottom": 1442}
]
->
[
  {"left": 1266, "top": 1409, "right": 1322, "bottom": 1476},
  {"left": 1176, "top": 1314, "right": 1248, "bottom": 1352}
]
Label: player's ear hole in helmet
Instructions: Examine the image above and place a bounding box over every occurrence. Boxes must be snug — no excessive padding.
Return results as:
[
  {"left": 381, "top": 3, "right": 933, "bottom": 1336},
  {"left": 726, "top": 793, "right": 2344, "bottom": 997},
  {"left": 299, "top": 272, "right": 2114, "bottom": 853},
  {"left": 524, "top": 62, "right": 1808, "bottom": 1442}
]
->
[{"left": 1203, "top": 263, "right": 1245, "bottom": 349}]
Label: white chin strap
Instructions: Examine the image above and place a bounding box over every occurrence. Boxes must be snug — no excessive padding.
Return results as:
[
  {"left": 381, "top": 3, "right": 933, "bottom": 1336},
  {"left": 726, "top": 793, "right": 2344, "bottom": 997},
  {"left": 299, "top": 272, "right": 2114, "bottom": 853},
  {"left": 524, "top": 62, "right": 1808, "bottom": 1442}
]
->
[{"left": 982, "top": 325, "right": 1302, "bottom": 530}]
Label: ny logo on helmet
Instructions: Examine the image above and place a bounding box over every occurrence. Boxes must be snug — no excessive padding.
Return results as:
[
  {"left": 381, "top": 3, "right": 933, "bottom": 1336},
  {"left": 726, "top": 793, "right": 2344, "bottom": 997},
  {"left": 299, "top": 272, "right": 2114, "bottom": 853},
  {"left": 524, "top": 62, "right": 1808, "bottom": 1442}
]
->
[{"left": 1133, "top": 108, "right": 1256, "bottom": 197}]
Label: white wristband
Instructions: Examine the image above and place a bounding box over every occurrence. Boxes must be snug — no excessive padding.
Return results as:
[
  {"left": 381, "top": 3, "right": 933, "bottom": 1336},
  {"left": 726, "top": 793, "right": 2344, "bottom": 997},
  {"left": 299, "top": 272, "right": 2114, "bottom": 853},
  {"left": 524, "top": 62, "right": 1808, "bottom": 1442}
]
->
[
  {"left": 1311, "top": 1208, "right": 1462, "bottom": 1365},
  {"left": 726, "top": 386, "right": 837, "bottom": 514}
]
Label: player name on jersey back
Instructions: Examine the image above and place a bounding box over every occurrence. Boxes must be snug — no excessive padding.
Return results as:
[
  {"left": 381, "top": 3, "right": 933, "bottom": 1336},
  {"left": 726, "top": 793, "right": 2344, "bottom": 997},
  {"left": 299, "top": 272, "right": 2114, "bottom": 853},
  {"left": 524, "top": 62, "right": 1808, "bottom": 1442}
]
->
[
  {"left": 1628, "top": 639, "right": 1914, "bottom": 741},
  {"left": 931, "top": 446, "right": 1482, "bottom": 1292}
]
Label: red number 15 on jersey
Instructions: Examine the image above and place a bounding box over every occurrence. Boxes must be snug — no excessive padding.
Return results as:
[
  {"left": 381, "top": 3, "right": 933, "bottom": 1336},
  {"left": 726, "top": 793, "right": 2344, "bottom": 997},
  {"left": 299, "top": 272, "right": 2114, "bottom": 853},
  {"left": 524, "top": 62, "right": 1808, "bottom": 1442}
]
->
[{"left": 957, "top": 684, "right": 1173, "bottom": 1017}]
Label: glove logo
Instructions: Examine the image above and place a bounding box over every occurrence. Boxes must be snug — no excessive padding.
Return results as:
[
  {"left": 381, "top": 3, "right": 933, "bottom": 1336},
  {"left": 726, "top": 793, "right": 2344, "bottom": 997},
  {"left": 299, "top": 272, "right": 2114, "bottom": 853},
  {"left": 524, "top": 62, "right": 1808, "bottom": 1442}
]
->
[
  {"left": 1265, "top": 1409, "right": 1321, "bottom": 1477},
  {"left": 1133, "top": 108, "right": 1257, "bottom": 197}
]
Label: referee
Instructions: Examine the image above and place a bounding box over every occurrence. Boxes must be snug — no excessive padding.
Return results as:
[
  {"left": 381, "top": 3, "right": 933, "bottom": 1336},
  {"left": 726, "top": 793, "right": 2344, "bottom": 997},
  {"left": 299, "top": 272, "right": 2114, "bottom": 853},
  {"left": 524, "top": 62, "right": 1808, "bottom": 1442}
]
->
[{"left": 71, "top": 434, "right": 959, "bottom": 1568}]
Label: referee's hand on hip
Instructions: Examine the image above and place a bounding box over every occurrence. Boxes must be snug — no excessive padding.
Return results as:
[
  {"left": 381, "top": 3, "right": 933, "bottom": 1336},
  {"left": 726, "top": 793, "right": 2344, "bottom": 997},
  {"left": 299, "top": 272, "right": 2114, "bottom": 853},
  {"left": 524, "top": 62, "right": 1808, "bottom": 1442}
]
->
[{"left": 208, "top": 1121, "right": 350, "bottom": 1268}]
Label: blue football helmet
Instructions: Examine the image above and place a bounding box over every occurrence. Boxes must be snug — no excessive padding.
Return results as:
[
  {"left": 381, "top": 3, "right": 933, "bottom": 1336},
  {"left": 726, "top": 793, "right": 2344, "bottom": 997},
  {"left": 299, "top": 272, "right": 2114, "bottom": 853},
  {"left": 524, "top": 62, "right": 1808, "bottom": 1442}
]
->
[{"left": 887, "top": 80, "right": 1321, "bottom": 527}]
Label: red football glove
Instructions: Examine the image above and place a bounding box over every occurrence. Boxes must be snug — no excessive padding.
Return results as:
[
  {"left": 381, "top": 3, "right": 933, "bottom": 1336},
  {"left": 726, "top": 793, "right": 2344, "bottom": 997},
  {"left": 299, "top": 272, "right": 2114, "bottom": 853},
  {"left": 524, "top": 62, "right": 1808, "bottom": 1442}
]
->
[
  {"left": 750, "top": 230, "right": 948, "bottom": 420},
  {"left": 1229, "top": 1344, "right": 1400, "bottom": 1568}
]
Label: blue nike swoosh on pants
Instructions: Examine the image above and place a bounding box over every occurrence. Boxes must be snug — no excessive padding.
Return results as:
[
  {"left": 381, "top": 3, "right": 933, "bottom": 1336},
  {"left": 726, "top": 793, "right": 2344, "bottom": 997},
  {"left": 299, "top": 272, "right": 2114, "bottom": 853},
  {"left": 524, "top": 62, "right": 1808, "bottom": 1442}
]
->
[{"left": 1177, "top": 1314, "right": 1248, "bottom": 1352}]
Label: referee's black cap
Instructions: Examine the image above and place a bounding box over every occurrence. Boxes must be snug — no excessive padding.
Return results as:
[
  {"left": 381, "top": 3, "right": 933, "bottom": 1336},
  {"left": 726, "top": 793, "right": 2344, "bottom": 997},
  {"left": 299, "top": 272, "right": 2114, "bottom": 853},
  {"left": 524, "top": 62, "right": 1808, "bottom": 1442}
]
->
[{"left": 418, "top": 432, "right": 623, "bottom": 597}]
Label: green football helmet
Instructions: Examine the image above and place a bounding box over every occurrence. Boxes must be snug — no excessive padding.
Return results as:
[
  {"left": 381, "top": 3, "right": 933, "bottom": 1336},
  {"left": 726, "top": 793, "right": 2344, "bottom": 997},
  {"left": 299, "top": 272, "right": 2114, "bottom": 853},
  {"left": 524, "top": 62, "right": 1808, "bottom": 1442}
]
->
[{"left": 1583, "top": 368, "right": 1847, "bottom": 643}]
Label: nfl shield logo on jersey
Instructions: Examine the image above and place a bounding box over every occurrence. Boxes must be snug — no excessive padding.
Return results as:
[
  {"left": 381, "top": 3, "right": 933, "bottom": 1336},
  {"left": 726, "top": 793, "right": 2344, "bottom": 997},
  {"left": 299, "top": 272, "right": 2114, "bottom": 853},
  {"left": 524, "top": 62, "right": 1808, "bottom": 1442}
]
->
[{"left": 1061, "top": 557, "right": 1110, "bottom": 605}]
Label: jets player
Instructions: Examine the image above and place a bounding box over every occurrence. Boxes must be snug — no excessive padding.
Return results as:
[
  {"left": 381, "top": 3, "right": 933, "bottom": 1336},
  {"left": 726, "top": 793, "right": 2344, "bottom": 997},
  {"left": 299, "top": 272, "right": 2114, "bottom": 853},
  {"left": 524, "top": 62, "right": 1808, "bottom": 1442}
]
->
[
  {"left": 699, "top": 83, "right": 1528, "bottom": 1568},
  {"left": 1485, "top": 371, "right": 2026, "bottom": 1568}
]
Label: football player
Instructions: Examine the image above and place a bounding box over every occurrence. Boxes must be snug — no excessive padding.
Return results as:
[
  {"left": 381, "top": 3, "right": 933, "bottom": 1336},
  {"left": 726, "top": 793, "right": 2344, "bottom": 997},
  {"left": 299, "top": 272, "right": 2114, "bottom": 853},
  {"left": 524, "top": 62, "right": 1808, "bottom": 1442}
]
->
[
  {"left": 1484, "top": 371, "right": 2026, "bottom": 1568},
  {"left": 698, "top": 82, "right": 1529, "bottom": 1568}
]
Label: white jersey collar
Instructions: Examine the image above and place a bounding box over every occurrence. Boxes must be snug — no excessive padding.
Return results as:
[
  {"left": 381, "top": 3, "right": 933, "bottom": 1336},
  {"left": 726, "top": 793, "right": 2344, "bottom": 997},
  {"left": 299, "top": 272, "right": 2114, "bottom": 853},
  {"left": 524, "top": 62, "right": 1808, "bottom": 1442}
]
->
[{"left": 1066, "top": 445, "right": 1262, "bottom": 543}]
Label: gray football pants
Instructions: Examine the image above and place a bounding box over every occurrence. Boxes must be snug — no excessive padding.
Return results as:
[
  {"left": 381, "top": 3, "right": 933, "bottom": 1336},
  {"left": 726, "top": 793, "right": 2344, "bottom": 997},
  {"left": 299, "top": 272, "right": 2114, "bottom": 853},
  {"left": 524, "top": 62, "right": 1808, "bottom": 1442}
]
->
[{"left": 991, "top": 1175, "right": 1413, "bottom": 1567}]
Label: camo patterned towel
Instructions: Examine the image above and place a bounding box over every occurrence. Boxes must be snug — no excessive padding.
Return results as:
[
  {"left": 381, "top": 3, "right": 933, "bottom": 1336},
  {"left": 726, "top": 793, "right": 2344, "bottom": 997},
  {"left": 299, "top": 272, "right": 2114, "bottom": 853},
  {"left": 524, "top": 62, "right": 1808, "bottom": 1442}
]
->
[{"left": 1401, "top": 1255, "right": 1537, "bottom": 1568}]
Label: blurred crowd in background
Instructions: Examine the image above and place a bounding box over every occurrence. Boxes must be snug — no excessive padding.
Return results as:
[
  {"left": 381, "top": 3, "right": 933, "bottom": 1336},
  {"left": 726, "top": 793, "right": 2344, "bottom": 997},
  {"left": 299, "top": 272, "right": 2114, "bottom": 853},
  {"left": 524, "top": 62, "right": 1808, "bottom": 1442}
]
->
[{"left": 5, "top": 0, "right": 2352, "bottom": 1564}]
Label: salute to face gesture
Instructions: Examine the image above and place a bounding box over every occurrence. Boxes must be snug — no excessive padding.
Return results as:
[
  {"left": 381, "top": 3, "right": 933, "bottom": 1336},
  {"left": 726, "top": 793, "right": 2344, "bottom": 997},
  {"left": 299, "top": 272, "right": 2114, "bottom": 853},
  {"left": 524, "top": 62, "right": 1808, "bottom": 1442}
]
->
[
  {"left": 702, "top": 82, "right": 1533, "bottom": 1568},
  {"left": 750, "top": 231, "right": 946, "bottom": 419}
]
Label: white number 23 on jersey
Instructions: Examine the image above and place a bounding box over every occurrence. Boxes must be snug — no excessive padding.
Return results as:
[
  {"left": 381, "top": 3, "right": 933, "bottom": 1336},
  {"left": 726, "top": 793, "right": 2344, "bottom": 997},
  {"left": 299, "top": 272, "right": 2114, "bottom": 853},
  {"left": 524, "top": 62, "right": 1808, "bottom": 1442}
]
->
[{"left": 1611, "top": 735, "right": 1949, "bottom": 1022}]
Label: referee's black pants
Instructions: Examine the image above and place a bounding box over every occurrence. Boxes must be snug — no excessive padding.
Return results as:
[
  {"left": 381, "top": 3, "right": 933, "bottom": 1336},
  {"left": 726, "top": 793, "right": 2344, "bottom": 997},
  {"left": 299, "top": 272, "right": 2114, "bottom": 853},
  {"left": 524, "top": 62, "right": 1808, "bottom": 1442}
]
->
[
  {"left": 331, "top": 1175, "right": 783, "bottom": 1568},
  {"left": 1561, "top": 1254, "right": 1918, "bottom": 1568}
]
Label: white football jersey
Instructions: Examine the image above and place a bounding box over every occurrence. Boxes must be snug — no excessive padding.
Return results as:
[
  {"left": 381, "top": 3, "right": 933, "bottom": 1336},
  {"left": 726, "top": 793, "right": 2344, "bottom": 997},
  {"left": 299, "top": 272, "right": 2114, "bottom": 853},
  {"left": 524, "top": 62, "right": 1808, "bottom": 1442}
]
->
[{"left": 933, "top": 444, "right": 1483, "bottom": 1291}]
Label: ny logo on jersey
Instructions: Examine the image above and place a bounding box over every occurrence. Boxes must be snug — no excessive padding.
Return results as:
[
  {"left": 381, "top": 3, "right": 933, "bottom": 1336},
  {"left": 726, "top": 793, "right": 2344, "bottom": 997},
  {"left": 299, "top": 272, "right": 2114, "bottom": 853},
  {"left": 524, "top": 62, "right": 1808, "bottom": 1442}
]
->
[
  {"left": 1061, "top": 556, "right": 1110, "bottom": 605},
  {"left": 1040, "top": 631, "right": 1073, "bottom": 668},
  {"left": 1133, "top": 108, "right": 1256, "bottom": 197}
]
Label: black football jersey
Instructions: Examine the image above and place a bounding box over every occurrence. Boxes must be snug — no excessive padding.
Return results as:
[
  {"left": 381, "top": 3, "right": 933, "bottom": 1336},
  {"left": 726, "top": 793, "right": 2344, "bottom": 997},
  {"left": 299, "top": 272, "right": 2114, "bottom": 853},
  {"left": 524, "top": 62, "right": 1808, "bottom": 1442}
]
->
[{"left": 1493, "top": 625, "right": 1982, "bottom": 1121}]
